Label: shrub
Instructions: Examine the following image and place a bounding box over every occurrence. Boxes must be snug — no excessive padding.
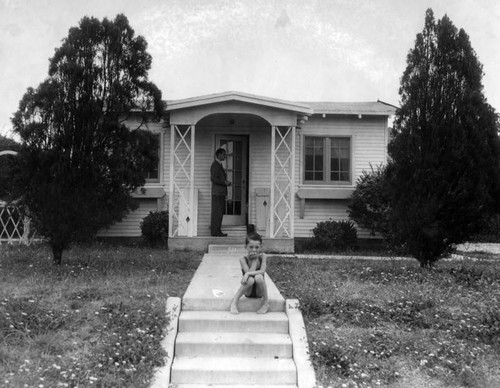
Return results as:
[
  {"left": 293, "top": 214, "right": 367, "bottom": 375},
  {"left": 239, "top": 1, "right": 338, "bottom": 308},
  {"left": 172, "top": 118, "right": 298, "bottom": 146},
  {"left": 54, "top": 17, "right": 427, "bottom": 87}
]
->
[
  {"left": 312, "top": 219, "right": 358, "bottom": 251},
  {"left": 140, "top": 211, "right": 168, "bottom": 244}
]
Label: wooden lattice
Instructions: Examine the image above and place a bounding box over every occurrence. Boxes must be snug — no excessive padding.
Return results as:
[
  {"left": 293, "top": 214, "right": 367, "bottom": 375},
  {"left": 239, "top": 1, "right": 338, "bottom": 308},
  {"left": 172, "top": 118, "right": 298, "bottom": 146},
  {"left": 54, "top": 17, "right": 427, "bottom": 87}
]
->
[{"left": 0, "top": 203, "right": 37, "bottom": 245}]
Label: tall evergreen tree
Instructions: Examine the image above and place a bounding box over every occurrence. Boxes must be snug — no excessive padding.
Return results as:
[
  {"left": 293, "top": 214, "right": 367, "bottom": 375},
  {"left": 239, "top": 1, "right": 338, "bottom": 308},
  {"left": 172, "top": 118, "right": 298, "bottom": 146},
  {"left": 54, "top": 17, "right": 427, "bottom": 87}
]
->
[
  {"left": 387, "top": 9, "right": 500, "bottom": 267},
  {"left": 12, "top": 14, "right": 163, "bottom": 264}
]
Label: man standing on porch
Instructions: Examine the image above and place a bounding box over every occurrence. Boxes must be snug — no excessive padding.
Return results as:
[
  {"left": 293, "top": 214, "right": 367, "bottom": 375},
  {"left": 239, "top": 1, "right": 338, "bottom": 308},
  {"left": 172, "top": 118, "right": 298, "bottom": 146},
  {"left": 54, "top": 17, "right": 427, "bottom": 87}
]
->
[{"left": 211, "top": 148, "right": 231, "bottom": 237}]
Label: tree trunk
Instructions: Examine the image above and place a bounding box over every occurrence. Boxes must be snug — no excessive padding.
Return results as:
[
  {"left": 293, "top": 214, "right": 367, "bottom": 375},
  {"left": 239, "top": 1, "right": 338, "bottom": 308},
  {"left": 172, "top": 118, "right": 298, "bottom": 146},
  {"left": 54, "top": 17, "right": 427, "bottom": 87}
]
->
[{"left": 52, "top": 244, "right": 64, "bottom": 265}]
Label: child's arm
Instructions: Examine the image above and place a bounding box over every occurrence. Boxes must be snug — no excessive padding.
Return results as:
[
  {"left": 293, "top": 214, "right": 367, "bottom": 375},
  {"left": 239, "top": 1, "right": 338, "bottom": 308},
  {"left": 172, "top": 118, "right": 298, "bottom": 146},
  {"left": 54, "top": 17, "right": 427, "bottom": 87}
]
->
[
  {"left": 244, "top": 253, "right": 267, "bottom": 277},
  {"left": 239, "top": 257, "right": 251, "bottom": 284}
]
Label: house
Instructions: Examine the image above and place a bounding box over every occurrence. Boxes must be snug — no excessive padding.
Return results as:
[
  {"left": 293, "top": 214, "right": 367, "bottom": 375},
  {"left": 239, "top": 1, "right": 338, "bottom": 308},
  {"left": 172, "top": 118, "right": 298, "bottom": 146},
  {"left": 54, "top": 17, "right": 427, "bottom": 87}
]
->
[{"left": 97, "top": 91, "right": 396, "bottom": 251}]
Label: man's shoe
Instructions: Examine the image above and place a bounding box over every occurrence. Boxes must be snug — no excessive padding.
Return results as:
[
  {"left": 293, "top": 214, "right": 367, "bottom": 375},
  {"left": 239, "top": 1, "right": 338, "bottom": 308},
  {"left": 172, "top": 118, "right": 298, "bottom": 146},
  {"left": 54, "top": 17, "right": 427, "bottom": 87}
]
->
[{"left": 217, "top": 233, "right": 228, "bottom": 237}]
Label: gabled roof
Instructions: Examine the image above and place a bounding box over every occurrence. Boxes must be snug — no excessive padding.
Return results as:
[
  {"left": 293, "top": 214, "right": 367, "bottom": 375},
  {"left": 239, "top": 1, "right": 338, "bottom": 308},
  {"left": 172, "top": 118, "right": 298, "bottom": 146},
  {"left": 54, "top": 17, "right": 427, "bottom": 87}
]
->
[
  {"left": 165, "top": 91, "right": 397, "bottom": 117},
  {"left": 166, "top": 91, "right": 314, "bottom": 116}
]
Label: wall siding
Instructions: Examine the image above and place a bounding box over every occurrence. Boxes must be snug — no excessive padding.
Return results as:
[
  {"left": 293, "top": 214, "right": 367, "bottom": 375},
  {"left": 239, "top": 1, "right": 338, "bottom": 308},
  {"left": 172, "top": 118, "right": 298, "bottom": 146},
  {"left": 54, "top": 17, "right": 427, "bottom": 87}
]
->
[
  {"left": 293, "top": 115, "right": 387, "bottom": 238},
  {"left": 97, "top": 199, "right": 159, "bottom": 237}
]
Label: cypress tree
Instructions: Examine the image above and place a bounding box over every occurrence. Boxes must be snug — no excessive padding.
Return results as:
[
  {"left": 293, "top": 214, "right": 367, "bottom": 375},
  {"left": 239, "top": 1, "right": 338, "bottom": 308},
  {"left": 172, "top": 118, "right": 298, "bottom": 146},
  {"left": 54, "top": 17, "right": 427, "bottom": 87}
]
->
[{"left": 387, "top": 9, "right": 500, "bottom": 267}]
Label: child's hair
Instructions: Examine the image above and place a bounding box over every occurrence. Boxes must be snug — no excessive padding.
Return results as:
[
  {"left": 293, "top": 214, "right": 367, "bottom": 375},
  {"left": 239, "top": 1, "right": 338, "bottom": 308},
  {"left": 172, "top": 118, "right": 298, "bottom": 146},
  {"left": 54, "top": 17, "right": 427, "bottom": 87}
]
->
[{"left": 245, "top": 232, "right": 262, "bottom": 245}]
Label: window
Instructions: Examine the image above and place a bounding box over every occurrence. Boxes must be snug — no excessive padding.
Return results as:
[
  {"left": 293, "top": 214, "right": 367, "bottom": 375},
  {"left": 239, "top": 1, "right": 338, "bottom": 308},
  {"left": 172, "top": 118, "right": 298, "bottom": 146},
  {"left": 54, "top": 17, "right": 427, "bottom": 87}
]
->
[
  {"left": 145, "top": 134, "right": 161, "bottom": 182},
  {"left": 304, "top": 136, "right": 351, "bottom": 184}
]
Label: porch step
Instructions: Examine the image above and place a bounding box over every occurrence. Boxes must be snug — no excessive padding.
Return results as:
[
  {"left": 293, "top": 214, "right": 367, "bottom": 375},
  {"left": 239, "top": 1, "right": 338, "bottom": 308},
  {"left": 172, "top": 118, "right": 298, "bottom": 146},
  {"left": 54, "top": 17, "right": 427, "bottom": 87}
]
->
[
  {"left": 208, "top": 244, "right": 247, "bottom": 253},
  {"left": 173, "top": 385, "right": 296, "bottom": 388},
  {"left": 179, "top": 311, "right": 289, "bottom": 333},
  {"left": 175, "top": 331, "right": 292, "bottom": 358},
  {"left": 171, "top": 357, "right": 297, "bottom": 385},
  {"left": 221, "top": 225, "right": 247, "bottom": 238}
]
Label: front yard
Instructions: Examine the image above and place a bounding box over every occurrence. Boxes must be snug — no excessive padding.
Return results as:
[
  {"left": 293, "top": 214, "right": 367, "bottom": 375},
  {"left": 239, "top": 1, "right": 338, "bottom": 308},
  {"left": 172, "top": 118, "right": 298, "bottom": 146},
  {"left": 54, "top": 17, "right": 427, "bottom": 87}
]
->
[
  {"left": 0, "top": 244, "right": 202, "bottom": 388},
  {"left": 269, "top": 254, "right": 500, "bottom": 387},
  {"left": 1, "top": 243, "right": 499, "bottom": 387}
]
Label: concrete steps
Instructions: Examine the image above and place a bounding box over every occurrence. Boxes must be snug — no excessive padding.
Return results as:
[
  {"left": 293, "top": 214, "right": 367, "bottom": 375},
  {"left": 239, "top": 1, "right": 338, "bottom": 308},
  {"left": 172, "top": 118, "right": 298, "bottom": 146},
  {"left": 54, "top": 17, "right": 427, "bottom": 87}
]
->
[
  {"left": 179, "top": 311, "right": 289, "bottom": 333},
  {"left": 171, "top": 357, "right": 297, "bottom": 385},
  {"left": 168, "top": 252, "right": 301, "bottom": 387},
  {"left": 175, "top": 331, "right": 293, "bottom": 358}
]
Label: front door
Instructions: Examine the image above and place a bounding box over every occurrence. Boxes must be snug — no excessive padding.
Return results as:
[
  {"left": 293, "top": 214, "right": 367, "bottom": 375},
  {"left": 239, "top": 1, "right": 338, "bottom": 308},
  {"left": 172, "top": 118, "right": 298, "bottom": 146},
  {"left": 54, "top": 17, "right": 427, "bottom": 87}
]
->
[{"left": 215, "top": 135, "right": 248, "bottom": 226}]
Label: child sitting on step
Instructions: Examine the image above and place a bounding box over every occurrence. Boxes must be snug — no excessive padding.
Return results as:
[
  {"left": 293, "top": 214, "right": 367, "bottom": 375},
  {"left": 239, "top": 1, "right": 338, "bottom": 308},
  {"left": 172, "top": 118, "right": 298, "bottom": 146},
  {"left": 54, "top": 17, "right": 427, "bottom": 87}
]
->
[{"left": 230, "top": 232, "right": 269, "bottom": 314}]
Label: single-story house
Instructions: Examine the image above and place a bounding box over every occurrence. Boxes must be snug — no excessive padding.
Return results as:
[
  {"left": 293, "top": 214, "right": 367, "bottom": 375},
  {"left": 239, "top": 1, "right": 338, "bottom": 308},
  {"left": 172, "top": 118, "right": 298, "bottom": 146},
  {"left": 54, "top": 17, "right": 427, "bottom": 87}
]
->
[{"left": 97, "top": 91, "right": 396, "bottom": 251}]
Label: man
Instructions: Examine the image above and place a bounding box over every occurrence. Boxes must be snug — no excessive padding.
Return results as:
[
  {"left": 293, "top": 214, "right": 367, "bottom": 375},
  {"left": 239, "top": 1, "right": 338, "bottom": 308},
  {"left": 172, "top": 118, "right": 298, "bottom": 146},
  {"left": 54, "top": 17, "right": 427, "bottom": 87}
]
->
[{"left": 211, "top": 148, "right": 231, "bottom": 236}]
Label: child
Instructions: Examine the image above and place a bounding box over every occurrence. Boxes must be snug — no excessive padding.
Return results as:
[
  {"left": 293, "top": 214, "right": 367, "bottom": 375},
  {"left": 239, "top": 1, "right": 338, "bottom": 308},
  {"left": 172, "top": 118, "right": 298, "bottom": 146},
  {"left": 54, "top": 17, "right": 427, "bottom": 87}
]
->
[{"left": 230, "top": 232, "right": 269, "bottom": 314}]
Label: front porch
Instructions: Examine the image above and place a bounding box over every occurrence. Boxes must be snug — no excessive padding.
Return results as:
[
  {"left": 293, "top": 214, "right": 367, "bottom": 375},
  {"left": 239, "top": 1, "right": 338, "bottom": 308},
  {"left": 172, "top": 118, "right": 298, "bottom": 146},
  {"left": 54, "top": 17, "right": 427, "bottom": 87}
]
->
[{"left": 165, "top": 92, "right": 312, "bottom": 247}]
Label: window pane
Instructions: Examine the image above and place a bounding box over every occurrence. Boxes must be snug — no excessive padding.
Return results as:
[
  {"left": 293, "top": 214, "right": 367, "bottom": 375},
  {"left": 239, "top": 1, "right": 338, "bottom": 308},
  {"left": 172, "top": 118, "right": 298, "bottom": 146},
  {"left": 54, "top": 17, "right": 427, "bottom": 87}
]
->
[
  {"left": 146, "top": 134, "right": 160, "bottom": 181},
  {"left": 315, "top": 155, "right": 323, "bottom": 170},
  {"left": 305, "top": 154, "right": 314, "bottom": 171},
  {"left": 330, "top": 137, "right": 350, "bottom": 182},
  {"left": 304, "top": 137, "right": 324, "bottom": 181},
  {"left": 340, "top": 158, "right": 349, "bottom": 171}
]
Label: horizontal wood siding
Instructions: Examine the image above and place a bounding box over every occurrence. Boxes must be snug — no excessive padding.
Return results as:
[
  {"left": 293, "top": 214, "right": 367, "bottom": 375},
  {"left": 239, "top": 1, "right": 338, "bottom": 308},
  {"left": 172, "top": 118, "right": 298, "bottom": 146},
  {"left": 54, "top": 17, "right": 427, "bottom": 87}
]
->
[
  {"left": 97, "top": 199, "right": 159, "bottom": 237},
  {"left": 293, "top": 115, "right": 387, "bottom": 238}
]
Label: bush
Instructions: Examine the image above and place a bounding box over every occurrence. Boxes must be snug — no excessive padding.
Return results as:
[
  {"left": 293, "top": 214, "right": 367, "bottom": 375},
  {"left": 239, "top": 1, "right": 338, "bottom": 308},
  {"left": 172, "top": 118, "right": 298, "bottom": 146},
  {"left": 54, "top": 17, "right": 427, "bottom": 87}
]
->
[
  {"left": 312, "top": 219, "right": 358, "bottom": 251},
  {"left": 140, "top": 211, "right": 168, "bottom": 244}
]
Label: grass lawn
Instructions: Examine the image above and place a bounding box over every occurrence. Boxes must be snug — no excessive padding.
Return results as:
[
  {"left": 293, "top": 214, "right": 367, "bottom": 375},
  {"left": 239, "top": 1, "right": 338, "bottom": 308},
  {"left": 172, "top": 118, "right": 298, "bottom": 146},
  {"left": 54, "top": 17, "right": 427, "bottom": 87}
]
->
[
  {"left": 268, "top": 255, "right": 500, "bottom": 388},
  {"left": 0, "top": 243, "right": 202, "bottom": 388}
]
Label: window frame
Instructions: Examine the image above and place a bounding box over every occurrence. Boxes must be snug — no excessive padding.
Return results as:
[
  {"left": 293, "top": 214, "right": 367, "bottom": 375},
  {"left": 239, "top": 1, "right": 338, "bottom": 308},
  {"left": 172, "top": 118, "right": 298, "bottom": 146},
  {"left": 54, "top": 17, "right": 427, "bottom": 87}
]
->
[{"left": 303, "top": 135, "right": 352, "bottom": 185}]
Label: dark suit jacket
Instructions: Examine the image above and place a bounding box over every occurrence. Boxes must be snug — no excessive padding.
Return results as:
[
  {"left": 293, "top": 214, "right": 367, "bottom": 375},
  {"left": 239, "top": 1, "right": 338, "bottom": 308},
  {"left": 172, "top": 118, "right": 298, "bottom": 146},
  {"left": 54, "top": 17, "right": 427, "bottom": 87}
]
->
[{"left": 211, "top": 160, "right": 227, "bottom": 196}]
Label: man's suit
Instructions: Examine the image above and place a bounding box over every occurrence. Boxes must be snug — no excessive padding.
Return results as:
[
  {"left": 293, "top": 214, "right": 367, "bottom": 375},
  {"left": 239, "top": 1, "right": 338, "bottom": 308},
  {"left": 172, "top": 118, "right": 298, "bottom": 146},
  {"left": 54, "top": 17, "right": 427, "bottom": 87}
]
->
[{"left": 211, "top": 160, "right": 227, "bottom": 236}]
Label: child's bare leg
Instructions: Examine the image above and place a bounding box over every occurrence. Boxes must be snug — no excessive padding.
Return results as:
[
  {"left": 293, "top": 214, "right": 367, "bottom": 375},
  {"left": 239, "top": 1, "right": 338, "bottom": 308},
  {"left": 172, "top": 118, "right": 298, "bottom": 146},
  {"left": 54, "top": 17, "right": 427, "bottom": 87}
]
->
[
  {"left": 254, "top": 275, "right": 269, "bottom": 314},
  {"left": 230, "top": 278, "right": 255, "bottom": 314}
]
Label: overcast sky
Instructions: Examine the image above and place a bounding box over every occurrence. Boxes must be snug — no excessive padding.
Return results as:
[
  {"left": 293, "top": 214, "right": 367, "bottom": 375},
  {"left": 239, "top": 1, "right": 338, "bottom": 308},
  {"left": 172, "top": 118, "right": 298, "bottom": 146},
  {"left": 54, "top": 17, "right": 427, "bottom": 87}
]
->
[{"left": 1, "top": 0, "right": 499, "bottom": 138}]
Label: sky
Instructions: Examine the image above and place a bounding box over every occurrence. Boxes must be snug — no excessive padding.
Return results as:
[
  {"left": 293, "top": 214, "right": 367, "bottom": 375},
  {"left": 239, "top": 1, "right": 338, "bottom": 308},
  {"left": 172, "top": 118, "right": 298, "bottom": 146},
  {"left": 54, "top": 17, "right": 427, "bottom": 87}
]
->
[{"left": 1, "top": 0, "right": 499, "bottom": 138}]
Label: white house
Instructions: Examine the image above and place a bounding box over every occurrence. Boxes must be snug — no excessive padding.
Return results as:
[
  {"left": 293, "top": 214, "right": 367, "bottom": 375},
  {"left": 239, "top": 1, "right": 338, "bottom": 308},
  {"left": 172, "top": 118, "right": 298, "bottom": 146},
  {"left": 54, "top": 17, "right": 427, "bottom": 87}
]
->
[{"left": 98, "top": 91, "right": 396, "bottom": 251}]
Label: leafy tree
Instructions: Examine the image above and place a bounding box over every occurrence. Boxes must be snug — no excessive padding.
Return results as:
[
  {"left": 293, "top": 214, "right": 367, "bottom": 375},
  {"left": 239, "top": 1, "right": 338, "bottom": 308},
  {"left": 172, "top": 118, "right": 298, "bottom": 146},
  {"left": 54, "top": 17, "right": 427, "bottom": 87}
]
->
[
  {"left": 12, "top": 14, "right": 163, "bottom": 264},
  {"left": 387, "top": 9, "right": 500, "bottom": 267},
  {"left": 0, "top": 135, "right": 21, "bottom": 201}
]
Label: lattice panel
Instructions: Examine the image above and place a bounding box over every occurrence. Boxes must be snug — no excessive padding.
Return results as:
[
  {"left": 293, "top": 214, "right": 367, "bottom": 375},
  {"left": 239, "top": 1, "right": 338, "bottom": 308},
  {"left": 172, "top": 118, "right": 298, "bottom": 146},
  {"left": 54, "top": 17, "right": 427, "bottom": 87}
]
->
[
  {"left": 270, "top": 126, "right": 295, "bottom": 238},
  {"left": 169, "top": 125, "right": 195, "bottom": 237},
  {"left": 0, "top": 204, "right": 37, "bottom": 245}
]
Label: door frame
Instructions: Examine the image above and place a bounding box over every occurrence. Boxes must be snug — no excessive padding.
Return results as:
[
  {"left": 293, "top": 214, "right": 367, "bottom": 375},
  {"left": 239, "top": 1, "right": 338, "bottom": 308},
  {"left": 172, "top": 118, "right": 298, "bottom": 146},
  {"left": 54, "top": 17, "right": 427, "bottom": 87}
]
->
[{"left": 215, "top": 134, "right": 249, "bottom": 226}]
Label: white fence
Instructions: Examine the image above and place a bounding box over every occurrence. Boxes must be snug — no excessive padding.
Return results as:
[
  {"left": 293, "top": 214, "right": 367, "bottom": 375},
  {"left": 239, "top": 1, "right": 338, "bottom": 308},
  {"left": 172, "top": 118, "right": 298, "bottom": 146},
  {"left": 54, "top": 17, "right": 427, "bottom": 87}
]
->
[
  {"left": 0, "top": 149, "right": 38, "bottom": 245},
  {"left": 0, "top": 202, "right": 37, "bottom": 245}
]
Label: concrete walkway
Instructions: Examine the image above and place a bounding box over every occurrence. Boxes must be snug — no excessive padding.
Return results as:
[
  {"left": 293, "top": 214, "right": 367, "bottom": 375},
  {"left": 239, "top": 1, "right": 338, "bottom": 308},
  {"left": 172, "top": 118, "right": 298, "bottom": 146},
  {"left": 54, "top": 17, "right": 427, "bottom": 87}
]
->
[{"left": 150, "top": 247, "right": 316, "bottom": 388}]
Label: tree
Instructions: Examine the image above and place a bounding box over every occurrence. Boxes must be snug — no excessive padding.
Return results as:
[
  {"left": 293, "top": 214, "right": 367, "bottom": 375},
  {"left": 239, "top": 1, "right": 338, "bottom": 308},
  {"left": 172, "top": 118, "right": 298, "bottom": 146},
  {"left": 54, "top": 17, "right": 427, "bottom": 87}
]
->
[
  {"left": 387, "top": 9, "right": 500, "bottom": 267},
  {"left": 0, "top": 135, "right": 21, "bottom": 201},
  {"left": 12, "top": 14, "right": 163, "bottom": 264}
]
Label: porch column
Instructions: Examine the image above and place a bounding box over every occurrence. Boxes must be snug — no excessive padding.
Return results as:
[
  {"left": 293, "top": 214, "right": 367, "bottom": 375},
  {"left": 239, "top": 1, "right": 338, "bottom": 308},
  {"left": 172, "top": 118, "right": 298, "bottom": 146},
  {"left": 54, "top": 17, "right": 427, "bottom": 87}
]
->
[
  {"left": 269, "top": 125, "right": 295, "bottom": 238},
  {"left": 168, "top": 124, "right": 196, "bottom": 237}
]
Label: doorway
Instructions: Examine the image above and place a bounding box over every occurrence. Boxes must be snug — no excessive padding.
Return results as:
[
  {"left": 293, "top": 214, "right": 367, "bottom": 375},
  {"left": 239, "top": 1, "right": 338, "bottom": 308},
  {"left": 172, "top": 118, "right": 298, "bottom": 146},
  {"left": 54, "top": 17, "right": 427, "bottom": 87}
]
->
[{"left": 215, "top": 135, "right": 248, "bottom": 226}]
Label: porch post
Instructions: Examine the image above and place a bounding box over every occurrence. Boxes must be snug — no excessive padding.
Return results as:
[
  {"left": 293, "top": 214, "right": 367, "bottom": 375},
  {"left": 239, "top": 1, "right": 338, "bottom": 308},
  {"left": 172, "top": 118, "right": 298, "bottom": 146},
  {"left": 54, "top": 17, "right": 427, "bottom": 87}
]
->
[
  {"left": 168, "top": 125, "right": 175, "bottom": 238},
  {"left": 270, "top": 126, "right": 276, "bottom": 238},
  {"left": 188, "top": 125, "right": 195, "bottom": 237},
  {"left": 290, "top": 125, "right": 296, "bottom": 238},
  {"left": 168, "top": 124, "right": 196, "bottom": 237},
  {"left": 270, "top": 126, "right": 294, "bottom": 238}
]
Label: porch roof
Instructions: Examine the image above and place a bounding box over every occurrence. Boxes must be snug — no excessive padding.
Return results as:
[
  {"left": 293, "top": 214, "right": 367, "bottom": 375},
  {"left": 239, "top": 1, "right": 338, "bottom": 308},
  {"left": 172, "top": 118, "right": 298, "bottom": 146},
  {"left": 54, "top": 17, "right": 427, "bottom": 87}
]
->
[{"left": 166, "top": 91, "right": 313, "bottom": 116}]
